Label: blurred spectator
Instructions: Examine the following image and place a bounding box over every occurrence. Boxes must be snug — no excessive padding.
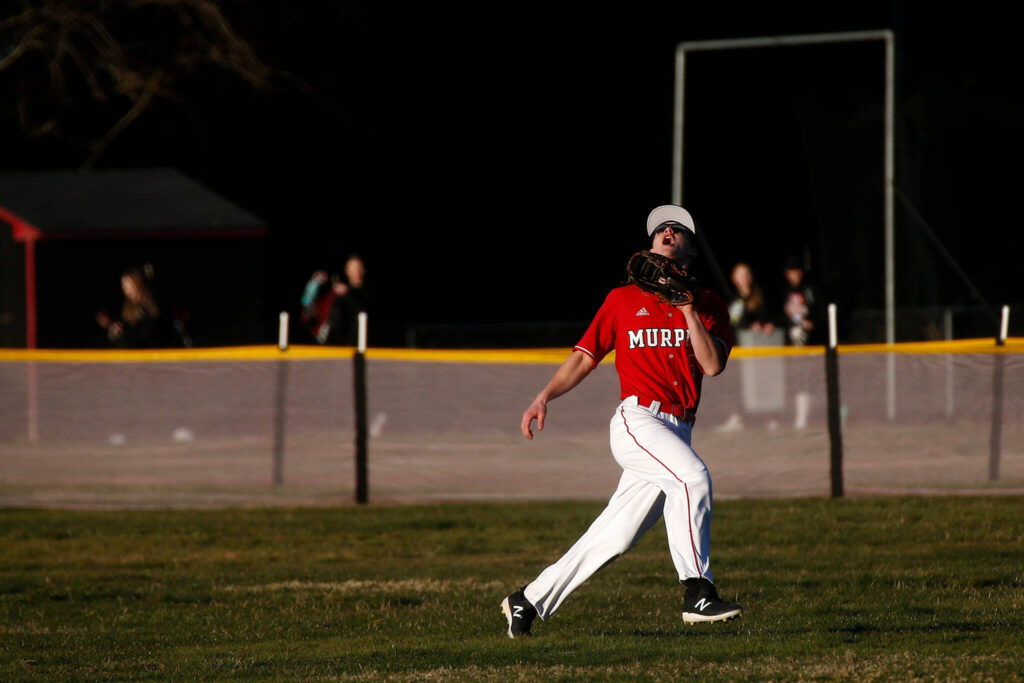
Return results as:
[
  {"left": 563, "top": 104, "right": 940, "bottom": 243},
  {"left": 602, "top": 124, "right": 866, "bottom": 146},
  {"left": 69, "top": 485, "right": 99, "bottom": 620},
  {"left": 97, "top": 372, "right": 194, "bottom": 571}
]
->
[
  {"left": 326, "top": 254, "right": 369, "bottom": 346},
  {"left": 300, "top": 269, "right": 331, "bottom": 341},
  {"left": 780, "top": 255, "right": 822, "bottom": 347},
  {"left": 716, "top": 262, "right": 780, "bottom": 432},
  {"left": 779, "top": 255, "right": 823, "bottom": 430},
  {"left": 96, "top": 266, "right": 163, "bottom": 348},
  {"left": 300, "top": 254, "right": 369, "bottom": 346},
  {"left": 728, "top": 262, "right": 775, "bottom": 339}
]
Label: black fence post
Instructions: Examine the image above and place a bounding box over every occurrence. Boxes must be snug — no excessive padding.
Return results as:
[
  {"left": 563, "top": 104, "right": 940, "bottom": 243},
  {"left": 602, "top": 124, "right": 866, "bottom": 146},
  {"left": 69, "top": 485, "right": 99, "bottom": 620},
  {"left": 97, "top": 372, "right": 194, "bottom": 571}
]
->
[
  {"left": 272, "top": 312, "right": 289, "bottom": 487},
  {"left": 989, "top": 305, "right": 1009, "bottom": 482},
  {"left": 354, "top": 312, "right": 369, "bottom": 504},
  {"left": 825, "top": 303, "right": 844, "bottom": 498}
]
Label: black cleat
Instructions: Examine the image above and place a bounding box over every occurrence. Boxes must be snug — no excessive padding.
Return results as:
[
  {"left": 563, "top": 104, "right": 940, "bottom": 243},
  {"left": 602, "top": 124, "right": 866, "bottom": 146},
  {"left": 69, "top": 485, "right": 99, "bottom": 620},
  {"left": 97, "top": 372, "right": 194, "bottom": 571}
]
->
[
  {"left": 500, "top": 588, "right": 537, "bottom": 638},
  {"left": 681, "top": 578, "right": 743, "bottom": 624}
]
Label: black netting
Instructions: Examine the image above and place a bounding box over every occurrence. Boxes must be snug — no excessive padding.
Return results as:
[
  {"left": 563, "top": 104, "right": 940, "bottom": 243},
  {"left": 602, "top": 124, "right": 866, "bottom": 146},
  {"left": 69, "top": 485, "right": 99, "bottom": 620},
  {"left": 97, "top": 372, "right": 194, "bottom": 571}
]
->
[{"left": 1, "top": 347, "right": 1021, "bottom": 507}]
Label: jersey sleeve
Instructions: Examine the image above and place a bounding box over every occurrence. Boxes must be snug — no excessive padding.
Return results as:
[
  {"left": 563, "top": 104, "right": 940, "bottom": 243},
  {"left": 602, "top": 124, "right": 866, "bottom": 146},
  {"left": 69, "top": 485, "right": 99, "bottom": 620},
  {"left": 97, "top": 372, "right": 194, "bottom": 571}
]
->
[
  {"left": 573, "top": 291, "right": 618, "bottom": 366},
  {"left": 700, "top": 290, "right": 736, "bottom": 356}
]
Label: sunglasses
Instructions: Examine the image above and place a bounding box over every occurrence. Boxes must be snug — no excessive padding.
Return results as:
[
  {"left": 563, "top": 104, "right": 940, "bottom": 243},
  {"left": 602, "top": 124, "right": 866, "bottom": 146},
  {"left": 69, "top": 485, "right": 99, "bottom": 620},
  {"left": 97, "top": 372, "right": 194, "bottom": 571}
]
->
[{"left": 653, "top": 223, "right": 691, "bottom": 236}]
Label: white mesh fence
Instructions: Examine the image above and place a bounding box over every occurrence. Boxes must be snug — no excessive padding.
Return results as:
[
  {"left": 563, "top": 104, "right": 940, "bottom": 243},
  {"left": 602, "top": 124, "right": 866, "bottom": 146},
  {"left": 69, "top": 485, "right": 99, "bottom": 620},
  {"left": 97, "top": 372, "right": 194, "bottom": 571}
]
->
[{"left": 1, "top": 343, "right": 1021, "bottom": 507}]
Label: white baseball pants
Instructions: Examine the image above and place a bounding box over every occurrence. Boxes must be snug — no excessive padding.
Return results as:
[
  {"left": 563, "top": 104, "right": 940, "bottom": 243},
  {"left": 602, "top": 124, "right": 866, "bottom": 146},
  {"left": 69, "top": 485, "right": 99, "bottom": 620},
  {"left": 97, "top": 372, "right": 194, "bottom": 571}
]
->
[{"left": 523, "top": 396, "right": 713, "bottom": 620}]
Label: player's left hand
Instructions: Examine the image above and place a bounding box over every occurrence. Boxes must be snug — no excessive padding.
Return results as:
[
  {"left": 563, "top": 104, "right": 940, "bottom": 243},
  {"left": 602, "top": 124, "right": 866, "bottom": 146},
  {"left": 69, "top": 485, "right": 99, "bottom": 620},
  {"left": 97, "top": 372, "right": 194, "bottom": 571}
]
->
[{"left": 626, "top": 250, "right": 697, "bottom": 306}]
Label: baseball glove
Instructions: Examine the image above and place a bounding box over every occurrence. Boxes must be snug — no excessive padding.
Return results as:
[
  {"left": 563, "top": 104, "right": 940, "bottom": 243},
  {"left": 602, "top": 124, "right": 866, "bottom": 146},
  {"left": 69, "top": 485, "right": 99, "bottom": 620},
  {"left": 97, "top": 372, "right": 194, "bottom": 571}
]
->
[{"left": 626, "top": 250, "right": 697, "bottom": 306}]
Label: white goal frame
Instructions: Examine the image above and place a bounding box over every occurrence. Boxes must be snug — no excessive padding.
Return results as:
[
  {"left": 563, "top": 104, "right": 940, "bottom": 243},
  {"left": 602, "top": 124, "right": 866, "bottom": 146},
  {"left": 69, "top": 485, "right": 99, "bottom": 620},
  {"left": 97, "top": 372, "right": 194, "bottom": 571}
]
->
[{"left": 672, "top": 30, "right": 896, "bottom": 346}]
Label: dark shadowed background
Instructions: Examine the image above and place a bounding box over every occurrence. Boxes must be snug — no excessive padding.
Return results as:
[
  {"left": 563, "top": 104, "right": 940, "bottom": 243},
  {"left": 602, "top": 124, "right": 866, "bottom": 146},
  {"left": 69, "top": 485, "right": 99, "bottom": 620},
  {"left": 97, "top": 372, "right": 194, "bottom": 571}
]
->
[{"left": 2, "top": 2, "right": 1021, "bottom": 347}]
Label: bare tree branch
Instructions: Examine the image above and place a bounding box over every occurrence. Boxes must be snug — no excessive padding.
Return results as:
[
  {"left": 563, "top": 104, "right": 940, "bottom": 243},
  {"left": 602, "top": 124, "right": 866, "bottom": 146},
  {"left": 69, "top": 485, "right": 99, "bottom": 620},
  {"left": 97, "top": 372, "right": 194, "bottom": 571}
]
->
[
  {"left": 0, "top": 0, "right": 279, "bottom": 167},
  {"left": 83, "top": 69, "right": 165, "bottom": 169}
]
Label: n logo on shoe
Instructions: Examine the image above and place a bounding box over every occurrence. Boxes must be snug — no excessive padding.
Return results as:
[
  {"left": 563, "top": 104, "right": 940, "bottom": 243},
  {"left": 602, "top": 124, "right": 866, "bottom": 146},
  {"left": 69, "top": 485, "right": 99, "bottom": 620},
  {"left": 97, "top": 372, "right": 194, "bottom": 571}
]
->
[
  {"left": 513, "top": 606, "right": 524, "bottom": 619},
  {"left": 694, "top": 598, "right": 712, "bottom": 612}
]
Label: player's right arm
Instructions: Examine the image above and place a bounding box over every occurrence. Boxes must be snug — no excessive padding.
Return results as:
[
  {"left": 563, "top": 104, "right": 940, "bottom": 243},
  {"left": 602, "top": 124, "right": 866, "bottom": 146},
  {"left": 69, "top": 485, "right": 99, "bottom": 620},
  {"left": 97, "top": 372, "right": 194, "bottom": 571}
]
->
[{"left": 520, "top": 350, "right": 596, "bottom": 440}]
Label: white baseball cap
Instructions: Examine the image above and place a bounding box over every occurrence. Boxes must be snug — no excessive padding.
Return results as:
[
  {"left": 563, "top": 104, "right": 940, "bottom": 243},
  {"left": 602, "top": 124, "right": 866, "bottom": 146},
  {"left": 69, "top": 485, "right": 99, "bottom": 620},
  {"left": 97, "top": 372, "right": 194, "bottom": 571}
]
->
[{"left": 646, "top": 205, "right": 696, "bottom": 236}]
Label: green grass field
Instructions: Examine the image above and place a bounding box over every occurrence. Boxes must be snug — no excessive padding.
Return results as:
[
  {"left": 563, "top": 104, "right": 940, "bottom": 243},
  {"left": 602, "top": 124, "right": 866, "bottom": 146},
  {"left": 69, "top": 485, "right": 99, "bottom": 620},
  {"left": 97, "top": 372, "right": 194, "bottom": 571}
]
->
[{"left": 2, "top": 496, "right": 1023, "bottom": 680}]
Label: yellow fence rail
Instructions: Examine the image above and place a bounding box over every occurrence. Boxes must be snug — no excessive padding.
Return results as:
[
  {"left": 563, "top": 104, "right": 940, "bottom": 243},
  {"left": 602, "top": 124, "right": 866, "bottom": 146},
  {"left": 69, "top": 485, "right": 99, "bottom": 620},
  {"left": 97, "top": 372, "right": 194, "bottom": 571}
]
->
[{"left": 1, "top": 338, "right": 1020, "bottom": 364}]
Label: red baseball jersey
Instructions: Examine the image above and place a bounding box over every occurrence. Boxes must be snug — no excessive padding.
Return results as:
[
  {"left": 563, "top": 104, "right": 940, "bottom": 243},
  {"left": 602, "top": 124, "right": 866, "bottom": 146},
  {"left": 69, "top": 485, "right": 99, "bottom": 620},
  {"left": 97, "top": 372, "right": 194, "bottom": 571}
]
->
[{"left": 574, "top": 284, "right": 735, "bottom": 412}]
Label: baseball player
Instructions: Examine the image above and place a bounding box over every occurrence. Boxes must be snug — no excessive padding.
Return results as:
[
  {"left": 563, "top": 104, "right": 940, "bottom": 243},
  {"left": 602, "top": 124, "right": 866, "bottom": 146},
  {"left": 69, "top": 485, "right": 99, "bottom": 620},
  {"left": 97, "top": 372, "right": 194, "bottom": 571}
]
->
[{"left": 501, "top": 205, "right": 742, "bottom": 637}]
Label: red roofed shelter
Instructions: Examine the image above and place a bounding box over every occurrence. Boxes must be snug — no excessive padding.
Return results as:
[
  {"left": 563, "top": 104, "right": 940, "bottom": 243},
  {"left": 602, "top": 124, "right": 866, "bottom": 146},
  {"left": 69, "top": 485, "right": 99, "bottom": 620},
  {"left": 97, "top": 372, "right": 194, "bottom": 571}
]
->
[{"left": 1, "top": 167, "right": 268, "bottom": 348}]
